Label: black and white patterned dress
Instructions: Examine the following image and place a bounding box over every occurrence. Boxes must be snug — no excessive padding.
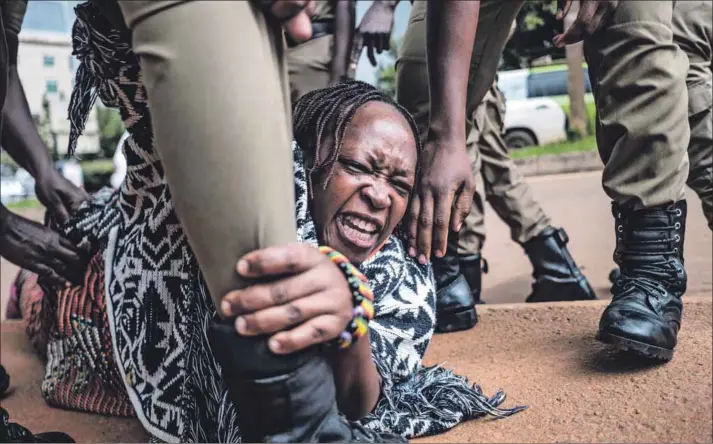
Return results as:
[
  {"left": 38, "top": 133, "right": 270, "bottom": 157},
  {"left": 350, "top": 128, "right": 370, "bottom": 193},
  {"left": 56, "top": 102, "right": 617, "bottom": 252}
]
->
[{"left": 59, "top": 2, "right": 523, "bottom": 442}]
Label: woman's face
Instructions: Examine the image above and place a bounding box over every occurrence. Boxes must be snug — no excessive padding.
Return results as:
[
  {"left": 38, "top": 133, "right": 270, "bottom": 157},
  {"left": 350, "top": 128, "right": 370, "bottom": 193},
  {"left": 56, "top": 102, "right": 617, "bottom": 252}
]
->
[{"left": 310, "top": 101, "right": 418, "bottom": 265}]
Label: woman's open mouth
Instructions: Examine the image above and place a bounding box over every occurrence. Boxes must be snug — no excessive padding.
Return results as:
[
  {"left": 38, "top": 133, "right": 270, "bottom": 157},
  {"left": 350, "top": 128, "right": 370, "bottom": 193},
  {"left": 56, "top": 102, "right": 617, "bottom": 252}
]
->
[{"left": 335, "top": 213, "right": 382, "bottom": 250}]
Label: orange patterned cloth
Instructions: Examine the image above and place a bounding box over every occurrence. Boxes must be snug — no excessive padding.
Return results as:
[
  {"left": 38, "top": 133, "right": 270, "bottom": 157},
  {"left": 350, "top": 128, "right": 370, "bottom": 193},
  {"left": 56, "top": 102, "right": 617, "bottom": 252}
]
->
[{"left": 12, "top": 252, "right": 135, "bottom": 417}]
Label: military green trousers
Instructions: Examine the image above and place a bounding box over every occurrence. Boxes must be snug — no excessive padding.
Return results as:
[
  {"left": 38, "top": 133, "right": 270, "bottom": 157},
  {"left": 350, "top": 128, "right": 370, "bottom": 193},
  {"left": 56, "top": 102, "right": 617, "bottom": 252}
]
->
[
  {"left": 396, "top": 0, "right": 550, "bottom": 254},
  {"left": 673, "top": 0, "right": 712, "bottom": 229},
  {"left": 287, "top": 35, "right": 334, "bottom": 103},
  {"left": 584, "top": 1, "right": 690, "bottom": 210}
]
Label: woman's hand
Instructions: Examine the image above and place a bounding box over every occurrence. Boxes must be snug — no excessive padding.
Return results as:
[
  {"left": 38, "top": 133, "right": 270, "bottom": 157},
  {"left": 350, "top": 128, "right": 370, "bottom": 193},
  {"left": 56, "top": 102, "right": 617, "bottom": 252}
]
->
[
  {"left": 0, "top": 206, "right": 87, "bottom": 286},
  {"left": 221, "top": 243, "right": 353, "bottom": 355}
]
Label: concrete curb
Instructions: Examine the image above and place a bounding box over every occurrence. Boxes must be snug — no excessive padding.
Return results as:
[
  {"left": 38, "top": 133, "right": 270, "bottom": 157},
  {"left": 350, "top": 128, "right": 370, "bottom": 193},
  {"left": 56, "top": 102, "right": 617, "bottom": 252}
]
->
[{"left": 514, "top": 149, "right": 603, "bottom": 177}]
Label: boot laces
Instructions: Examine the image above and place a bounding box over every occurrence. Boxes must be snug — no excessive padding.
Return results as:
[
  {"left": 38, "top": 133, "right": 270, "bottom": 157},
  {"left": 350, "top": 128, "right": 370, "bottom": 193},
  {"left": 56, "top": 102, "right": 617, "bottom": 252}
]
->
[{"left": 614, "top": 208, "right": 683, "bottom": 300}]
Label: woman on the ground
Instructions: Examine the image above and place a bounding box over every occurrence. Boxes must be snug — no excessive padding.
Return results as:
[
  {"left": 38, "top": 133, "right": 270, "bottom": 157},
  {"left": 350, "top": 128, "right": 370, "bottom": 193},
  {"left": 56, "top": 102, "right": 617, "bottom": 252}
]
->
[{"left": 12, "top": 80, "right": 522, "bottom": 443}]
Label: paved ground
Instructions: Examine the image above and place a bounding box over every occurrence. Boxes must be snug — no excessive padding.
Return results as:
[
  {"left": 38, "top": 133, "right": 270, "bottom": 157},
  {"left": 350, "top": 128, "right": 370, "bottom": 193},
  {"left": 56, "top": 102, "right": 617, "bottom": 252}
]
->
[{"left": 1, "top": 170, "right": 711, "bottom": 442}]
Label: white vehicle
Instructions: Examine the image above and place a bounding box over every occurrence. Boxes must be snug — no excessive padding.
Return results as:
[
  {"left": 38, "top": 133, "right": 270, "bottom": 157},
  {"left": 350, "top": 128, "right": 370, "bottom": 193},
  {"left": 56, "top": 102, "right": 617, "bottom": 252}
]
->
[
  {"left": 497, "top": 65, "right": 594, "bottom": 149},
  {"left": 502, "top": 97, "right": 568, "bottom": 148},
  {"left": 1, "top": 175, "right": 25, "bottom": 204}
]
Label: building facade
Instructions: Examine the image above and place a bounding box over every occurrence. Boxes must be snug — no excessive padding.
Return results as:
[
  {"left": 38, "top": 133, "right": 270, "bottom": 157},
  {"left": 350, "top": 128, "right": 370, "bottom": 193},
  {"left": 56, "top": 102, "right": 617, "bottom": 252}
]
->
[{"left": 17, "top": 0, "right": 100, "bottom": 157}]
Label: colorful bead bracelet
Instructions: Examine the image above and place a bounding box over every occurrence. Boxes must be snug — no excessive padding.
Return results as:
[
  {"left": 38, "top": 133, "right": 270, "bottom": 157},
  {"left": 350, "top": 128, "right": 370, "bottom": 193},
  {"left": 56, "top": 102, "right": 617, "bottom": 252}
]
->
[{"left": 319, "top": 246, "right": 375, "bottom": 349}]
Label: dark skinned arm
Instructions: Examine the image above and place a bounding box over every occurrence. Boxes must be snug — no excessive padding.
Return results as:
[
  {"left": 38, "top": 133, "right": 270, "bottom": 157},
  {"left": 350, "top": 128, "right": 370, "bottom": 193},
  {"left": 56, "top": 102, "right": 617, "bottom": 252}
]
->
[
  {"left": 332, "top": 332, "right": 381, "bottom": 420},
  {"left": 329, "top": 0, "right": 356, "bottom": 84},
  {"left": 406, "top": 1, "right": 480, "bottom": 263},
  {"left": 1, "top": 32, "right": 88, "bottom": 223}
]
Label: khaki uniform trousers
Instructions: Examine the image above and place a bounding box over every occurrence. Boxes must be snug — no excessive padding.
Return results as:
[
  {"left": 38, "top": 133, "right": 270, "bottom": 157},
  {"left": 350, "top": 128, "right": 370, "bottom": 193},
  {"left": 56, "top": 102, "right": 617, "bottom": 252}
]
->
[
  {"left": 673, "top": 0, "right": 712, "bottom": 229},
  {"left": 287, "top": 35, "right": 334, "bottom": 103},
  {"left": 584, "top": 1, "right": 691, "bottom": 210},
  {"left": 118, "top": 1, "right": 296, "bottom": 307},
  {"left": 397, "top": 0, "right": 550, "bottom": 255}
]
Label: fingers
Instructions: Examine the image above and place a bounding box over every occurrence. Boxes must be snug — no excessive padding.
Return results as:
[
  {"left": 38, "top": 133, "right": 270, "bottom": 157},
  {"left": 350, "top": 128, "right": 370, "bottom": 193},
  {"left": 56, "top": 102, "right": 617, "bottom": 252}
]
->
[
  {"left": 222, "top": 267, "right": 322, "bottom": 316},
  {"left": 366, "top": 36, "right": 378, "bottom": 66},
  {"left": 27, "top": 262, "right": 66, "bottom": 287},
  {"left": 556, "top": 0, "right": 572, "bottom": 20},
  {"left": 234, "top": 290, "right": 344, "bottom": 337},
  {"left": 406, "top": 194, "right": 421, "bottom": 257},
  {"left": 415, "top": 191, "right": 434, "bottom": 264},
  {"left": 52, "top": 204, "right": 70, "bottom": 226},
  {"left": 451, "top": 179, "right": 475, "bottom": 233},
  {"left": 237, "top": 243, "right": 321, "bottom": 278},
  {"left": 283, "top": 10, "right": 313, "bottom": 42},
  {"left": 554, "top": 1, "right": 600, "bottom": 47},
  {"left": 268, "top": 314, "right": 344, "bottom": 354},
  {"left": 429, "top": 190, "right": 454, "bottom": 259}
]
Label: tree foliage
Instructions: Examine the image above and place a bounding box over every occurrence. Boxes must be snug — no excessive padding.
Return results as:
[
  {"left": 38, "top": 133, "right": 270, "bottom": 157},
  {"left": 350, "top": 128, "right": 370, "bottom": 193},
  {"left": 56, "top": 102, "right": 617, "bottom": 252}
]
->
[
  {"left": 501, "top": 0, "right": 565, "bottom": 70},
  {"left": 375, "top": 38, "right": 400, "bottom": 98},
  {"left": 96, "top": 105, "right": 125, "bottom": 159}
]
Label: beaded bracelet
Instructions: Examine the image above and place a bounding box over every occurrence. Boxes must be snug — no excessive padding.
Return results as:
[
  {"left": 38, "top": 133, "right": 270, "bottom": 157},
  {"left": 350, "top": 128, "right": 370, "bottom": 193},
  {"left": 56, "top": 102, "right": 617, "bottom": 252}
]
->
[{"left": 319, "top": 246, "right": 375, "bottom": 349}]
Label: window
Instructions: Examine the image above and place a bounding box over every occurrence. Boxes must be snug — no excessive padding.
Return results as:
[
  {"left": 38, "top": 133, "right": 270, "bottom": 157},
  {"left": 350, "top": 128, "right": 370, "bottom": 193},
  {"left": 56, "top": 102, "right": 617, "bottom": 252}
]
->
[
  {"left": 43, "top": 55, "right": 55, "bottom": 67},
  {"left": 526, "top": 71, "right": 569, "bottom": 98},
  {"left": 69, "top": 56, "right": 79, "bottom": 73},
  {"left": 527, "top": 68, "right": 594, "bottom": 98},
  {"left": 46, "top": 80, "right": 58, "bottom": 94}
]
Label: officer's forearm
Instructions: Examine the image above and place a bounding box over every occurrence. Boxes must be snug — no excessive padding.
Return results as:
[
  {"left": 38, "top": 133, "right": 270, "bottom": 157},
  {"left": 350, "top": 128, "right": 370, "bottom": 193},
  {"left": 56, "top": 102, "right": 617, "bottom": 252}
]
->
[
  {"left": 426, "top": 0, "right": 480, "bottom": 142},
  {"left": 2, "top": 64, "right": 54, "bottom": 178},
  {"left": 331, "top": 0, "right": 355, "bottom": 82}
]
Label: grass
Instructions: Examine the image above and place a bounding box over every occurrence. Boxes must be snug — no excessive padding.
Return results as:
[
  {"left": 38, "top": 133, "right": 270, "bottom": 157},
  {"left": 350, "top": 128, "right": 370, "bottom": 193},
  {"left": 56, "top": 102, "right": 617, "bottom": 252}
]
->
[
  {"left": 510, "top": 135, "right": 597, "bottom": 159},
  {"left": 80, "top": 159, "right": 114, "bottom": 175},
  {"left": 6, "top": 198, "right": 42, "bottom": 210}
]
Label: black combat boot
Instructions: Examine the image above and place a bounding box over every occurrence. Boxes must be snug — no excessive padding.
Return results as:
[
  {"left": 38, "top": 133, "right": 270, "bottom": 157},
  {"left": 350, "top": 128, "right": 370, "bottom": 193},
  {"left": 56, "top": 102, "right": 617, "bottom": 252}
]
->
[
  {"left": 0, "top": 407, "right": 74, "bottom": 443},
  {"left": 208, "top": 320, "right": 407, "bottom": 443},
  {"left": 432, "top": 232, "right": 478, "bottom": 333},
  {"left": 459, "top": 254, "right": 488, "bottom": 305},
  {"left": 597, "top": 201, "right": 687, "bottom": 361},
  {"left": 523, "top": 227, "right": 598, "bottom": 303}
]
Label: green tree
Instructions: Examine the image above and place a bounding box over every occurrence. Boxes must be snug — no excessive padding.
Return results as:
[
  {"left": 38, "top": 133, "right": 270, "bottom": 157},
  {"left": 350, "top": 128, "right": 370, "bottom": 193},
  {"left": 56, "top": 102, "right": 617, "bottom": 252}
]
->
[
  {"left": 375, "top": 38, "right": 400, "bottom": 98},
  {"left": 96, "top": 105, "right": 124, "bottom": 158}
]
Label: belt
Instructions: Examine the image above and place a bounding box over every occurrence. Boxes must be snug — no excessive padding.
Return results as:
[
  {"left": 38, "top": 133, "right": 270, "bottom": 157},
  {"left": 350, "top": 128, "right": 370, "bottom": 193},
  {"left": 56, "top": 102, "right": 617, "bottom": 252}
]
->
[{"left": 286, "top": 20, "right": 334, "bottom": 48}]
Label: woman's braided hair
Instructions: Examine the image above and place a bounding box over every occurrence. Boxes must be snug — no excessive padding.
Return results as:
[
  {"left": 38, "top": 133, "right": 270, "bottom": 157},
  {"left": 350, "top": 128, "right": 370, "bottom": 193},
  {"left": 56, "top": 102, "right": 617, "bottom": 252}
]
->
[{"left": 292, "top": 80, "right": 423, "bottom": 196}]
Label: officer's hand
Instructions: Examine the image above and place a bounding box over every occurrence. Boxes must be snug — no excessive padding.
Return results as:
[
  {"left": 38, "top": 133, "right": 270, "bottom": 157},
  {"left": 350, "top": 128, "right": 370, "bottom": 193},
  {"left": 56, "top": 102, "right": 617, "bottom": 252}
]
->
[
  {"left": 0, "top": 210, "right": 87, "bottom": 286},
  {"left": 553, "top": 0, "right": 619, "bottom": 47},
  {"left": 406, "top": 134, "right": 474, "bottom": 264},
  {"left": 357, "top": 1, "right": 397, "bottom": 67},
  {"left": 258, "top": 0, "right": 317, "bottom": 43},
  {"left": 34, "top": 166, "right": 88, "bottom": 225}
]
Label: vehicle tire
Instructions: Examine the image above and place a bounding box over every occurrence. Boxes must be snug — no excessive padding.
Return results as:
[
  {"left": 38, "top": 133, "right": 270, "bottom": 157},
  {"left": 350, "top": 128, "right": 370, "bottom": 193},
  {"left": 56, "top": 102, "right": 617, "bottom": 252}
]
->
[{"left": 504, "top": 129, "right": 536, "bottom": 149}]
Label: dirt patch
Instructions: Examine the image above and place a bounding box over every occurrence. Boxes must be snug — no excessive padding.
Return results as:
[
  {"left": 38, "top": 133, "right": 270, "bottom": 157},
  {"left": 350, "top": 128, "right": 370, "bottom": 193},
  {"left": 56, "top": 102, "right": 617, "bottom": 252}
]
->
[{"left": 415, "top": 298, "right": 713, "bottom": 443}]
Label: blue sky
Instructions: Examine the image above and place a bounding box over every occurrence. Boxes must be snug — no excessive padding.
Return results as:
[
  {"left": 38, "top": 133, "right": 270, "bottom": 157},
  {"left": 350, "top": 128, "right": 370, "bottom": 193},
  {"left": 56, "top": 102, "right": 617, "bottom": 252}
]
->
[{"left": 354, "top": 1, "right": 412, "bottom": 84}]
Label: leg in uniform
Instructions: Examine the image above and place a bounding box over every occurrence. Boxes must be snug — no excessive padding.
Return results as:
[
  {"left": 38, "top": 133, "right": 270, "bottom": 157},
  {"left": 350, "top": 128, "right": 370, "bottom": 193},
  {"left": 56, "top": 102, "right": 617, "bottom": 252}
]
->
[{"left": 584, "top": 1, "right": 691, "bottom": 361}]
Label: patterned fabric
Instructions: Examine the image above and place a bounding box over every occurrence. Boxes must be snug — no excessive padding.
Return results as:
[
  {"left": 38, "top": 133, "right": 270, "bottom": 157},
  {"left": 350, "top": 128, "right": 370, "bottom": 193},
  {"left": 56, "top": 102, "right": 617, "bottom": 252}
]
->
[{"left": 25, "top": 2, "right": 522, "bottom": 441}]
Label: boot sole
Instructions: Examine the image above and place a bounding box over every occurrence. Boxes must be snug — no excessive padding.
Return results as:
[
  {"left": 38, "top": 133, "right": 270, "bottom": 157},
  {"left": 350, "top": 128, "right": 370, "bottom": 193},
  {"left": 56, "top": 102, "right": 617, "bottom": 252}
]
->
[
  {"left": 596, "top": 331, "right": 674, "bottom": 361},
  {"left": 435, "top": 307, "right": 478, "bottom": 334}
]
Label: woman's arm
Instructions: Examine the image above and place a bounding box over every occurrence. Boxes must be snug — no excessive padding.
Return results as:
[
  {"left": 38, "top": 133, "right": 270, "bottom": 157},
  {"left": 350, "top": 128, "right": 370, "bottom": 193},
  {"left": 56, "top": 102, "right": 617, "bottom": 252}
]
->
[
  {"left": 332, "top": 334, "right": 381, "bottom": 420},
  {"left": 329, "top": 0, "right": 355, "bottom": 85}
]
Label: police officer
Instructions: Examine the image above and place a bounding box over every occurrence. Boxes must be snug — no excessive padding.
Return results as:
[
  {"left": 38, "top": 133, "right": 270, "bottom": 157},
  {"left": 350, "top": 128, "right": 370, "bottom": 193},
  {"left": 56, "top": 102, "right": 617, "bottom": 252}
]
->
[
  {"left": 395, "top": 6, "right": 596, "bottom": 332},
  {"left": 412, "top": 0, "right": 692, "bottom": 362}
]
